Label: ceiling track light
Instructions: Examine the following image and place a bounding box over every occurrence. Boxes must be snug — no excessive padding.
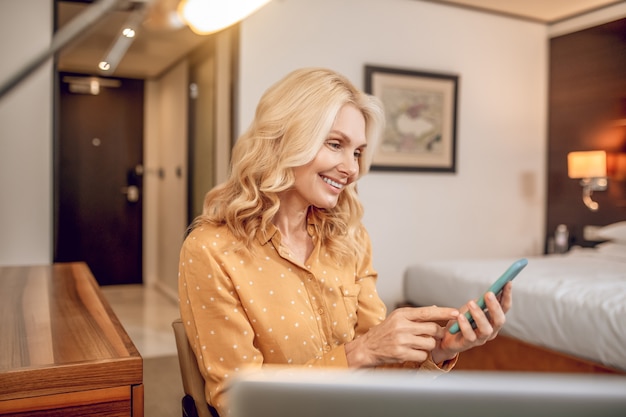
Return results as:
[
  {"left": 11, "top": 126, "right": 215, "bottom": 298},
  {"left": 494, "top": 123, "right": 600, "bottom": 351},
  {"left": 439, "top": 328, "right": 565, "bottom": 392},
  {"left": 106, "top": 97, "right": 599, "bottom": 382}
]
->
[
  {"left": 98, "top": 1, "right": 152, "bottom": 75},
  {"left": 0, "top": 0, "right": 122, "bottom": 99}
]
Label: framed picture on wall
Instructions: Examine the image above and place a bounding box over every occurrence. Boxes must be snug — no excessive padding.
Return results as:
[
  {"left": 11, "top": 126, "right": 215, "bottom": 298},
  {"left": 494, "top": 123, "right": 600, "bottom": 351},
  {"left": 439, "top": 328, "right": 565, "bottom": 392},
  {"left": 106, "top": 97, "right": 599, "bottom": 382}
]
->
[{"left": 364, "top": 65, "right": 459, "bottom": 172}]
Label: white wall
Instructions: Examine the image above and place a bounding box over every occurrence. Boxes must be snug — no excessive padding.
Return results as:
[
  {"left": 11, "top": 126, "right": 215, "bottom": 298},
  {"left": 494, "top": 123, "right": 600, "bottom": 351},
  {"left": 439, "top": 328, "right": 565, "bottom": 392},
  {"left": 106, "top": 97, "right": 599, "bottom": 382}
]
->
[
  {"left": 0, "top": 1, "right": 52, "bottom": 265},
  {"left": 238, "top": 0, "right": 548, "bottom": 309},
  {"left": 144, "top": 61, "right": 189, "bottom": 299}
]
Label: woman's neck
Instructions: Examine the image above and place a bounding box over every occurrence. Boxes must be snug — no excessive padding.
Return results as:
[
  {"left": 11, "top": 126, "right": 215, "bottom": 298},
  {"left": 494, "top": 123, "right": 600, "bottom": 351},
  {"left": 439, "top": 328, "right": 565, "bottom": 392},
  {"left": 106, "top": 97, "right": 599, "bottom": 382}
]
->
[{"left": 273, "top": 202, "right": 313, "bottom": 264}]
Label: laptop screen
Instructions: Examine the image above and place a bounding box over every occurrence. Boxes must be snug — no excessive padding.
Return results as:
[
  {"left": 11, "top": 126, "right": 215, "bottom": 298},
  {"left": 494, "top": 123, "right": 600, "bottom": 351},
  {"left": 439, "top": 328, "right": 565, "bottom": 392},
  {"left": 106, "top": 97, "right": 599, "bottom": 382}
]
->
[{"left": 228, "top": 368, "right": 626, "bottom": 417}]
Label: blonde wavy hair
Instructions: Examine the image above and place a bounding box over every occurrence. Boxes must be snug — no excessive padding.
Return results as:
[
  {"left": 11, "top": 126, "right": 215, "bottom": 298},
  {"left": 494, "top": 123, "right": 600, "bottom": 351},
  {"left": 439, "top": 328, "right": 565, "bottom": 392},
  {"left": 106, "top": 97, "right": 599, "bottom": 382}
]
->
[{"left": 191, "top": 67, "right": 384, "bottom": 262}]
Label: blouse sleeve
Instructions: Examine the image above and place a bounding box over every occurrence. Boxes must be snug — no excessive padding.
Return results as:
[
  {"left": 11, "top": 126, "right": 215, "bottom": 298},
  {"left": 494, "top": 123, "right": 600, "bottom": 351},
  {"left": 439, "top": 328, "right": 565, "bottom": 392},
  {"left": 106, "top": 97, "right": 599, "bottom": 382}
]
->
[{"left": 178, "top": 233, "right": 261, "bottom": 416}]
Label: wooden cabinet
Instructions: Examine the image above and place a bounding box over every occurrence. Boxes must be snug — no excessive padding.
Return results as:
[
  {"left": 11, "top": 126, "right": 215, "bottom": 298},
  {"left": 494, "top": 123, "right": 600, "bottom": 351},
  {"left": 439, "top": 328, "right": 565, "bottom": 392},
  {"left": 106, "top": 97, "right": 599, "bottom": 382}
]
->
[{"left": 0, "top": 263, "right": 143, "bottom": 416}]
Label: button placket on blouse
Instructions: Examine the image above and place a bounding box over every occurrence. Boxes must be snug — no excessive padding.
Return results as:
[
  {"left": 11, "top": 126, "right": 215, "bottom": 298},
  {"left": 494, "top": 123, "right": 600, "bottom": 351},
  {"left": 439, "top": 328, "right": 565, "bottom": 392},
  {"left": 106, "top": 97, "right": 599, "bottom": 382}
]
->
[{"left": 271, "top": 232, "right": 336, "bottom": 356}]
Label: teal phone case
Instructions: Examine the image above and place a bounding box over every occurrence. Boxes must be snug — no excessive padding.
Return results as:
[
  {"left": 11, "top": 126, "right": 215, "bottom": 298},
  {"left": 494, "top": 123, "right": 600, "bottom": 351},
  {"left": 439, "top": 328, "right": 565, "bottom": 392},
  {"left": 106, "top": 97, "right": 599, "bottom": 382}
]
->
[{"left": 448, "top": 258, "right": 528, "bottom": 334}]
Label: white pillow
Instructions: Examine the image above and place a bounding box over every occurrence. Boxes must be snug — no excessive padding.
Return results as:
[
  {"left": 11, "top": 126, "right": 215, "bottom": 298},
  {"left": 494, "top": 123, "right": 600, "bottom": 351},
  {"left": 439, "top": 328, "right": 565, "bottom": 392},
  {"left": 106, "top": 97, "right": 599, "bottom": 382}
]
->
[
  {"left": 594, "top": 242, "right": 626, "bottom": 261},
  {"left": 596, "top": 221, "right": 626, "bottom": 243}
]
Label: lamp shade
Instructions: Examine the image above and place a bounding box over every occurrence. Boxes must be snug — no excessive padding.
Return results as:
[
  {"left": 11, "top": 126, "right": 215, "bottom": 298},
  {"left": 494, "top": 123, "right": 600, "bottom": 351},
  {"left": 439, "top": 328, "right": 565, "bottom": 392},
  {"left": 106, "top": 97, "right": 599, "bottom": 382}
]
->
[
  {"left": 178, "top": 0, "right": 272, "bottom": 35},
  {"left": 567, "top": 150, "right": 607, "bottom": 179}
]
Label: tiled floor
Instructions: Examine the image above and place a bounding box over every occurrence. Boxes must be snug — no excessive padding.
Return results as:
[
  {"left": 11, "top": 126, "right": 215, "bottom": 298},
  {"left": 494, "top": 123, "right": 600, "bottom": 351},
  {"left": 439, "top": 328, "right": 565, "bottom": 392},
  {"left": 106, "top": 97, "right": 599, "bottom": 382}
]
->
[
  {"left": 101, "top": 284, "right": 180, "bottom": 358},
  {"left": 101, "top": 284, "right": 184, "bottom": 416}
]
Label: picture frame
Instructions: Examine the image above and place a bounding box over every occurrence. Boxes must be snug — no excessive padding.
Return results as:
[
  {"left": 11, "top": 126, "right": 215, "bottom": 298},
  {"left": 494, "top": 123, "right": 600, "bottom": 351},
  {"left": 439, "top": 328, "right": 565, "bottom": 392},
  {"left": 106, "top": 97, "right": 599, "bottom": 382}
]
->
[{"left": 364, "top": 65, "right": 459, "bottom": 172}]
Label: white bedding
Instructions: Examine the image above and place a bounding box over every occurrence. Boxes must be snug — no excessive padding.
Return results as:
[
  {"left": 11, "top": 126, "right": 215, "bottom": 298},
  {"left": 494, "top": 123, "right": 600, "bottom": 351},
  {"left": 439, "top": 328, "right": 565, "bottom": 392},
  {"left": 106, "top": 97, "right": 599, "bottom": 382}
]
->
[{"left": 403, "top": 243, "right": 626, "bottom": 371}]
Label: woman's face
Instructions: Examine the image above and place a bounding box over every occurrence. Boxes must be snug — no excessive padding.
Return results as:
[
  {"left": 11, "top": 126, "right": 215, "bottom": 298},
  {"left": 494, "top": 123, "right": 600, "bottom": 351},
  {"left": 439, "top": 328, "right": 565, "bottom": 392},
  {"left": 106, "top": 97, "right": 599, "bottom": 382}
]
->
[{"left": 290, "top": 104, "right": 367, "bottom": 210}]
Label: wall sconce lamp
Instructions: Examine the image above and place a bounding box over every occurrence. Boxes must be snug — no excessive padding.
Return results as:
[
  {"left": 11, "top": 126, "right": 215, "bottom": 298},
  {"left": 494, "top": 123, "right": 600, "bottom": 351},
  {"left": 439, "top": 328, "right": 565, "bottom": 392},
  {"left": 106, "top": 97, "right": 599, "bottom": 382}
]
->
[{"left": 567, "top": 150, "right": 608, "bottom": 211}]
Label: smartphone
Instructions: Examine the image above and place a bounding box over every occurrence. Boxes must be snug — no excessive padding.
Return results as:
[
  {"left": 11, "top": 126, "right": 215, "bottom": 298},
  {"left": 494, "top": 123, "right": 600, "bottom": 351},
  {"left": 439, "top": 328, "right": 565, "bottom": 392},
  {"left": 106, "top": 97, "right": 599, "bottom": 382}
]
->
[{"left": 448, "top": 258, "right": 528, "bottom": 334}]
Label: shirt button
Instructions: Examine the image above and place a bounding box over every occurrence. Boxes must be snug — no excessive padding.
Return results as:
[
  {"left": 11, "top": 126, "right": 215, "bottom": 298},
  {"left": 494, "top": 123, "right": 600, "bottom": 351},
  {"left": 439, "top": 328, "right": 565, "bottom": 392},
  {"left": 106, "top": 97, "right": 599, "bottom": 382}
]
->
[
  {"left": 318, "top": 308, "right": 325, "bottom": 315},
  {"left": 323, "top": 345, "right": 331, "bottom": 352}
]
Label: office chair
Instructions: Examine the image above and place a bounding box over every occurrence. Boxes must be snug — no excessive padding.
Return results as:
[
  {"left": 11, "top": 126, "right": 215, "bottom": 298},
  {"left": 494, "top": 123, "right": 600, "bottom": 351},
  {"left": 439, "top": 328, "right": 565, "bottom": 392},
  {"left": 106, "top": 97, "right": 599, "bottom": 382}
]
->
[{"left": 172, "top": 318, "right": 219, "bottom": 417}]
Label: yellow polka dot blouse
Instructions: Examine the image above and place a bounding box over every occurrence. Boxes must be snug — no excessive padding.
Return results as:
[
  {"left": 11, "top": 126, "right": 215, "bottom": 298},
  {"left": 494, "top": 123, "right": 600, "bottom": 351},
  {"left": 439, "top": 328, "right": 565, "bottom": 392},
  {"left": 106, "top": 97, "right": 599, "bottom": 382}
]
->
[{"left": 179, "top": 219, "right": 451, "bottom": 415}]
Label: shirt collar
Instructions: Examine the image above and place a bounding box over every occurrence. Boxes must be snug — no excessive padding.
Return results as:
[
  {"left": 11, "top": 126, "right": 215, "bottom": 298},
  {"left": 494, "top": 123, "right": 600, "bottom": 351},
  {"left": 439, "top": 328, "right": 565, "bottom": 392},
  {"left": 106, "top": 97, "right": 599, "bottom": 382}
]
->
[
  {"left": 255, "top": 209, "right": 318, "bottom": 245},
  {"left": 256, "top": 221, "right": 279, "bottom": 245}
]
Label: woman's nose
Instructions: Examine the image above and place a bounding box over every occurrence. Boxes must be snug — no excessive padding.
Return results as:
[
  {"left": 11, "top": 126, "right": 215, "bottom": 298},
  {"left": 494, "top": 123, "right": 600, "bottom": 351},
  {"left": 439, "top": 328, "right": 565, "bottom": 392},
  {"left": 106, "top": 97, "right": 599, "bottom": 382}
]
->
[{"left": 340, "top": 153, "right": 359, "bottom": 176}]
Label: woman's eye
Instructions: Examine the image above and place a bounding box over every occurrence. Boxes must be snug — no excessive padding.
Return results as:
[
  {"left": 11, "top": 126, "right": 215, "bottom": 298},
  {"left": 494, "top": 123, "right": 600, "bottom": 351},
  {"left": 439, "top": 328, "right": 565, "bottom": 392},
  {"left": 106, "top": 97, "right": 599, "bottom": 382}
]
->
[
  {"left": 354, "top": 150, "right": 363, "bottom": 159},
  {"left": 327, "top": 141, "right": 341, "bottom": 150}
]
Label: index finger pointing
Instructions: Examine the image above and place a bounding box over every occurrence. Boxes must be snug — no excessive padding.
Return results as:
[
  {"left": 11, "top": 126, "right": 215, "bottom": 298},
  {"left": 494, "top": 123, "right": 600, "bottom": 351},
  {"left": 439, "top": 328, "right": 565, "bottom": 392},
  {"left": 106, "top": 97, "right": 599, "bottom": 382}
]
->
[{"left": 403, "top": 306, "right": 459, "bottom": 323}]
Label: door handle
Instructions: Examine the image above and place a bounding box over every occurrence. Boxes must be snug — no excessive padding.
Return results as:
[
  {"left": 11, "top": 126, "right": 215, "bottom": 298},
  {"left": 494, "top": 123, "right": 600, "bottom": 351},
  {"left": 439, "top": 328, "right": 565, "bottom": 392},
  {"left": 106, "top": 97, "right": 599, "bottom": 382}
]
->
[{"left": 121, "top": 185, "right": 140, "bottom": 203}]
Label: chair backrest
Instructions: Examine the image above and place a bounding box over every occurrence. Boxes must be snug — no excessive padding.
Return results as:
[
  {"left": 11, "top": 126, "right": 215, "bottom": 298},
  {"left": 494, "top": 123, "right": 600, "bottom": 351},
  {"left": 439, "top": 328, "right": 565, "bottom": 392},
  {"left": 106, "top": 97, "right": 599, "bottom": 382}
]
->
[{"left": 172, "top": 318, "right": 213, "bottom": 417}]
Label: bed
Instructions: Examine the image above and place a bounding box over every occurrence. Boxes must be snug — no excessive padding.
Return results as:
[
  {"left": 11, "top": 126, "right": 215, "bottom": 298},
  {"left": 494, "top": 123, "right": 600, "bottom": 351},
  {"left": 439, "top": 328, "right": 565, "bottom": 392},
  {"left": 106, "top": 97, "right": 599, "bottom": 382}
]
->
[{"left": 402, "top": 222, "right": 626, "bottom": 374}]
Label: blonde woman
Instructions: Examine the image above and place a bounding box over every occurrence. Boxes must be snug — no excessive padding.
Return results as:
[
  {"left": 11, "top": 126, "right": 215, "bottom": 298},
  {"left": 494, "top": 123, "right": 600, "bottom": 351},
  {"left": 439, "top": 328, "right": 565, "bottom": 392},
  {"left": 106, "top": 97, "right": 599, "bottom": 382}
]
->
[{"left": 179, "top": 68, "right": 512, "bottom": 416}]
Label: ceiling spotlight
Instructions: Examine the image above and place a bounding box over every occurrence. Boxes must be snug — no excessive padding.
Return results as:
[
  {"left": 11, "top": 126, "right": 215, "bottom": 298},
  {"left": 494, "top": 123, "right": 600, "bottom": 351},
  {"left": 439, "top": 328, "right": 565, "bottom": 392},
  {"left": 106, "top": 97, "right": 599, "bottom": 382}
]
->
[
  {"left": 122, "top": 27, "right": 136, "bottom": 38},
  {"left": 98, "top": 6, "right": 147, "bottom": 74}
]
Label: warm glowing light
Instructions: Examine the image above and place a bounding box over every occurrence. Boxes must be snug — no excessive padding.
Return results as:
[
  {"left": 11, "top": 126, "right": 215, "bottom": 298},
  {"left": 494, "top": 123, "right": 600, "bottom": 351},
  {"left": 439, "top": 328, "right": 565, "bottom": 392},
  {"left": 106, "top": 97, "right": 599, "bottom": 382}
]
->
[
  {"left": 178, "top": 0, "right": 272, "bottom": 35},
  {"left": 89, "top": 79, "right": 100, "bottom": 95},
  {"left": 122, "top": 27, "right": 136, "bottom": 38},
  {"left": 567, "top": 150, "right": 607, "bottom": 179},
  {"left": 98, "top": 61, "right": 111, "bottom": 71}
]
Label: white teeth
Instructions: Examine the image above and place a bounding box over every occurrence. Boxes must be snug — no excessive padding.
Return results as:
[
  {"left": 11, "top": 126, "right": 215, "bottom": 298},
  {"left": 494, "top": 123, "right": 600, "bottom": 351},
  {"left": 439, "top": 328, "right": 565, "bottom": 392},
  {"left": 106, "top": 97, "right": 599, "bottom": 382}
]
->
[{"left": 322, "top": 176, "right": 343, "bottom": 189}]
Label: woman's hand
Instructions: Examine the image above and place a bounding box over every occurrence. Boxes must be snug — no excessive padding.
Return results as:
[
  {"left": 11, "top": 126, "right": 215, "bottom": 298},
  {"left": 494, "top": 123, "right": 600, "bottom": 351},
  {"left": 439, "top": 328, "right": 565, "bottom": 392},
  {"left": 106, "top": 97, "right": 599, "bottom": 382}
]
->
[
  {"left": 345, "top": 306, "right": 459, "bottom": 367},
  {"left": 432, "top": 282, "right": 513, "bottom": 364}
]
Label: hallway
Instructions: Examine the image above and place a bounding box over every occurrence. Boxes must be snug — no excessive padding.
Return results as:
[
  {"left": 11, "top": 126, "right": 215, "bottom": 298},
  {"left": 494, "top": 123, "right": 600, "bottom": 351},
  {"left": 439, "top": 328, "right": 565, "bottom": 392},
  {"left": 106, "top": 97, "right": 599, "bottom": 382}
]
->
[{"left": 102, "top": 284, "right": 183, "bottom": 417}]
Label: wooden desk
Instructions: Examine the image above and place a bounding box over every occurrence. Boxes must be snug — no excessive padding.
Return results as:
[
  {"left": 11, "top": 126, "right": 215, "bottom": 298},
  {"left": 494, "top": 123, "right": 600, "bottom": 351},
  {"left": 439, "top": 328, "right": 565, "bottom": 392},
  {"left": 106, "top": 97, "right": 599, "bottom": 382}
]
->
[{"left": 0, "top": 263, "right": 143, "bottom": 416}]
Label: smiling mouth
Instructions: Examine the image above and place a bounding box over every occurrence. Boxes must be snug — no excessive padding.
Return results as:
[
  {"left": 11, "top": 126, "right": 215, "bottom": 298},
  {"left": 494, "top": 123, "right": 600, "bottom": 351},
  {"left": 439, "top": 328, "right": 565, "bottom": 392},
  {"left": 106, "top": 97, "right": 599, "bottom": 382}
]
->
[{"left": 321, "top": 175, "right": 344, "bottom": 189}]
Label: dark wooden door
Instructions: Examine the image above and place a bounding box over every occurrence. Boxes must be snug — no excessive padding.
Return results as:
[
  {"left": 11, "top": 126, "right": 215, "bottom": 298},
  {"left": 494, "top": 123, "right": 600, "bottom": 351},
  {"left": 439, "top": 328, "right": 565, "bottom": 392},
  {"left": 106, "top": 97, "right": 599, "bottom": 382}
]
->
[{"left": 55, "top": 73, "right": 144, "bottom": 285}]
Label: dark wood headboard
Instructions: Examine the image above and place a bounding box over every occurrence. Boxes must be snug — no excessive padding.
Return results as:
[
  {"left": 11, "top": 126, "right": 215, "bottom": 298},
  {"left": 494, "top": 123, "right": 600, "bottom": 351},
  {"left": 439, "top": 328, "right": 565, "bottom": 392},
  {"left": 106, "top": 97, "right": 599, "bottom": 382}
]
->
[{"left": 546, "top": 17, "right": 626, "bottom": 250}]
